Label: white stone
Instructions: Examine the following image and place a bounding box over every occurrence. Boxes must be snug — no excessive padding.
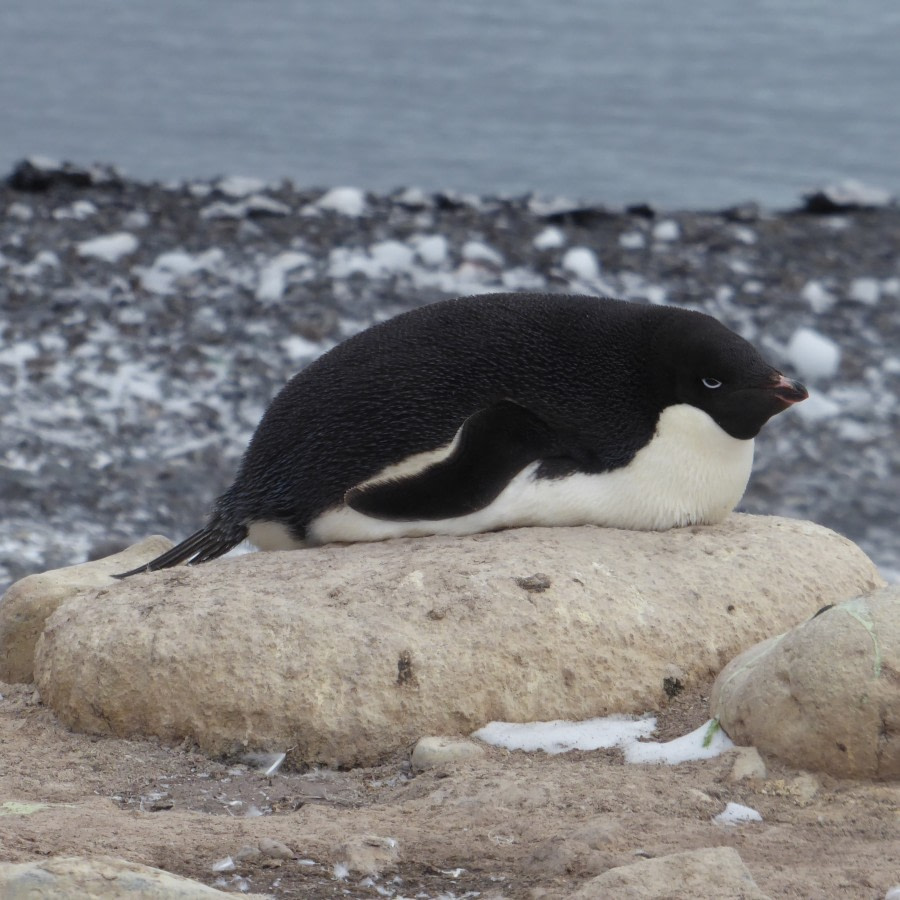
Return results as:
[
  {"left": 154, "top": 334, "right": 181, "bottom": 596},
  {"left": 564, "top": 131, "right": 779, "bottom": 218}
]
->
[
  {"left": 533, "top": 226, "right": 566, "bottom": 250},
  {"left": 409, "top": 234, "right": 448, "bottom": 267},
  {"left": 818, "top": 179, "right": 893, "bottom": 207},
  {"left": 7, "top": 201, "right": 33, "bottom": 221},
  {"left": 713, "top": 802, "right": 763, "bottom": 825},
  {"left": 800, "top": 280, "right": 837, "bottom": 314},
  {"left": 216, "top": 175, "right": 267, "bottom": 197},
  {"left": 316, "top": 187, "right": 366, "bottom": 217},
  {"left": 618, "top": 231, "right": 646, "bottom": 250},
  {"left": 76, "top": 232, "right": 139, "bottom": 263},
  {"left": 370, "top": 240, "right": 415, "bottom": 272},
  {"left": 652, "top": 220, "right": 680, "bottom": 242},
  {"left": 462, "top": 240, "right": 503, "bottom": 266},
  {"left": 562, "top": 246, "right": 600, "bottom": 281},
  {"left": 786, "top": 327, "right": 841, "bottom": 380},
  {"left": 848, "top": 277, "right": 881, "bottom": 305},
  {"left": 256, "top": 251, "right": 311, "bottom": 303},
  {"left": 31, "top": 517, "right": 882, "bottom": 768}
]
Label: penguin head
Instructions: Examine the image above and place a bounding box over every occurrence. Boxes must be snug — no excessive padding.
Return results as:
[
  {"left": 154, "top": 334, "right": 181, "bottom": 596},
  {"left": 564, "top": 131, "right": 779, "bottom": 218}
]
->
[{"left": 654, "top": 309, "right": 808, "bottom": 440}]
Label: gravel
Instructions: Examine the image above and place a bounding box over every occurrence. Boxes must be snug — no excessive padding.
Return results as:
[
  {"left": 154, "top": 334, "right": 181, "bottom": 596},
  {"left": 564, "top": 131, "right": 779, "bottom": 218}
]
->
[{"left": 2, "top": 158, "right": 898, "bottom": 588}]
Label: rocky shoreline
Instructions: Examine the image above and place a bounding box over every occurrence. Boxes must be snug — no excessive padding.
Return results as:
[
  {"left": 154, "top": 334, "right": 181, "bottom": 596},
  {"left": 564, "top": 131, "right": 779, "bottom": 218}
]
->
[{"left": 1, "top": 159, "right": 898, "bottom": 587}]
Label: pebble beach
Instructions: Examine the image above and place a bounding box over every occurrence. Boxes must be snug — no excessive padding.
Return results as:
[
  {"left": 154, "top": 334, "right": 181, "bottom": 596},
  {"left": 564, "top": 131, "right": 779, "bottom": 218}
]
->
[{"left": 1, "top": 158, "right": 898, "bottom": 588}]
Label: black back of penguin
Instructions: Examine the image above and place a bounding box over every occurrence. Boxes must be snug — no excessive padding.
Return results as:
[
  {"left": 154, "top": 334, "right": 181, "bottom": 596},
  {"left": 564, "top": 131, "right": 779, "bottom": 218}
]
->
[
  {"left": 117, "top": 292, "right": 805, "bottom": 575},
  {"left": 227, "top": 293, "right": 662, "bottom": 530}
]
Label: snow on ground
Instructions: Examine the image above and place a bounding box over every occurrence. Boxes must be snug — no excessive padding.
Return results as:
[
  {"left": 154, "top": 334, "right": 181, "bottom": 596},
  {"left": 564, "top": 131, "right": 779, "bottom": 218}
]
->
[
  {"left": 1, "top": 163, "right": 899, "bottom": 588},
  {"left": 473, "top": 717, "right": 734, "bottom": 765}
]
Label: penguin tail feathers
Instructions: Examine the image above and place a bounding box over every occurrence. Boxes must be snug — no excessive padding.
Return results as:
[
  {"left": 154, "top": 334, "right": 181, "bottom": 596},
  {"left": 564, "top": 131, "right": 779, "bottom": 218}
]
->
[{"left": 113, "top": 518, "right": 248, "bottom": 579}]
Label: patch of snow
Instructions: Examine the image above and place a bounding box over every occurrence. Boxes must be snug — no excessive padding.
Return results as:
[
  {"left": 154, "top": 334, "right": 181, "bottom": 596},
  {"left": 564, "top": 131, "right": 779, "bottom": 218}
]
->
[
  {"left": 882, "top": 277, "right": 900, "bottom": 296},
  {"left": 473, "top": 715, "right": 656, "bottom": 754},
  {"left": 76, "top": 232, "right": 139, "bottom": 263},
  {"left": 623, "top": 719, "right": 734, "bottom": 764},
  {"left": 800, "top": 280, "right": 837, "bottom": 314},
  {"left": 652, "top": 219, "right": 680, "bottom": 241},
  {"left": 787, "top": 327, "right": 841, "bottom": 380},
  {"left": 732, "top": 225, "right": 757, "bottom": 245},
  {"left": 533, "top": 226, "right": 566, "bottom": 250},
  {"left": 619, "top": 231, "right": 646, "bottom": 250},
  {"left": 848, "top": 277, "right": 880, "bottom": 306},
  {"left": 562, "top": 246, "right": 600, "bottom": 281},
  {"left": 473, "top": 715, "right": 736, "bottom": 766},
  {"left": 713, "top": 802, "right": 763, "bottom": 826},
  {"left": 316, "top": 187, "right": 366, "bottom": 217}
]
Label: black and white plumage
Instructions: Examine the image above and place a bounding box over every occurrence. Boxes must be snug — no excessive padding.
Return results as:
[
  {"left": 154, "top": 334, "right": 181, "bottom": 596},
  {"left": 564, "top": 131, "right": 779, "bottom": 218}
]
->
[{"left": 117, "top": 293, "right": 807, "bottom": 576}]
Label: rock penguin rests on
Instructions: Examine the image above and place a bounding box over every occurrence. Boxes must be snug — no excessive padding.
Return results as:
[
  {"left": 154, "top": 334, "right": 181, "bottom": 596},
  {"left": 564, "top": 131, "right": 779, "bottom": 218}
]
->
[{"left": 117, "top": 293, "right": 807, "bottom": 576}]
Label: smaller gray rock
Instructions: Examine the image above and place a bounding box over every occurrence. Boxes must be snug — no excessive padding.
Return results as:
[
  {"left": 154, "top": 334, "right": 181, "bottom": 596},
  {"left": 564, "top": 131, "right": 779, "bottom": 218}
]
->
[
  {"left": 336, "top": 835, "right": 399, "bottom": 876},
  {"left": 0, "top": 855, "right": 270, "bottom": 898},
  {"left": 411, "top": 736, "right": 487, "bottom": 771},
  {"left": 0, "top": 535, "right": 173, "bottom": 683},
  {"left": 572, "top": 847, "right": 770, "bottom": 899},
  {"left": 257, "top": 838, "right": 294, "bottom": 860},
  {"left": 712, "top": 587, "right": 900, "bottom": 778}
]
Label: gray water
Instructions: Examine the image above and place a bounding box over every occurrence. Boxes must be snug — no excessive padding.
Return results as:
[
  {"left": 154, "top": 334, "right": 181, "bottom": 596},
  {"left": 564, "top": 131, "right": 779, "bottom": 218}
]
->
[{"left": 1, "top": 2, "right": 899, "bottom": 208}]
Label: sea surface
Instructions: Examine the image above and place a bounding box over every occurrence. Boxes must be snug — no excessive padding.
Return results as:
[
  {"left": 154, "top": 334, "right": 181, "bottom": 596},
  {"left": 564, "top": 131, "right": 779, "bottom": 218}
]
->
[{"left": 2, "top": 1, "right": 899, "bottom": 208}]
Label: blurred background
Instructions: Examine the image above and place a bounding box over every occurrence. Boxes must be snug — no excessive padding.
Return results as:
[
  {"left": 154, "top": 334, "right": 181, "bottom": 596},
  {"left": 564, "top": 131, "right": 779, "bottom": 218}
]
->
[
  {"left": 1, "top": 2, "right": 898, "bottom": 588},
  {"left": 2, "top": 0, "right": 899, "bottom": 207}
]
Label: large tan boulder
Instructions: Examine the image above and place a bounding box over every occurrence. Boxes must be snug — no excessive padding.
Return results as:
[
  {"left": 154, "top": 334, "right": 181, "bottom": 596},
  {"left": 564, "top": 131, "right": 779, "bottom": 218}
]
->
[
  {"left": 572, "top": 847, "right": 770, "bottom": 899},
  {"left": 0, "top": 855, "right": 269, "bottom": 899},
  {"left": 0, "top": 535, "right": 173, "bottom": 683},
  {"left": 711, "top": 587, "right": 900, "bottom": 779},
  {"left": 34, "top": 516, "right": 883, "bottom": 768}
]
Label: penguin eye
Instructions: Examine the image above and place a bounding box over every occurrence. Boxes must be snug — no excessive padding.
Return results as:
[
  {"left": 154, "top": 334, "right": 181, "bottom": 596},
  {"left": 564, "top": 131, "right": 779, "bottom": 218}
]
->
[{"left": 702, "top": 377, "right": 723, "bottom": 389}]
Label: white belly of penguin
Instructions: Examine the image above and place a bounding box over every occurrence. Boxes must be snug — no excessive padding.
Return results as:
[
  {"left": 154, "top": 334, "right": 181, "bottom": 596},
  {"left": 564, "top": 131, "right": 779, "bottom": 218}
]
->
[{"left": 249, "top": 404, "right": 755, "bottom": 550}]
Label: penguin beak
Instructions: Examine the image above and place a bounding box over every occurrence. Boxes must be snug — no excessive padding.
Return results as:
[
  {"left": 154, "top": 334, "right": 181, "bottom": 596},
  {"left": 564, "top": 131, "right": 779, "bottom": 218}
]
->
[{"left": 769, "top": 374, "right": 808, "bottom": 405}]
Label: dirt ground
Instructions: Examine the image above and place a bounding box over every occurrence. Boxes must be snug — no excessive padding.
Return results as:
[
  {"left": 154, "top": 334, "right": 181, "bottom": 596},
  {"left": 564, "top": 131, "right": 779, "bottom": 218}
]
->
[{"left": 0, "top": 679, "right": 897, "bottom": 899}]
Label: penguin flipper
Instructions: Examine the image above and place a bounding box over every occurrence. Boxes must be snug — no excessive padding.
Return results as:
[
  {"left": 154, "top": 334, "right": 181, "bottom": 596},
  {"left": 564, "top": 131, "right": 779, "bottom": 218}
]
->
[{"left": 345, "top": 400, "right": 561, "bottom": 521}]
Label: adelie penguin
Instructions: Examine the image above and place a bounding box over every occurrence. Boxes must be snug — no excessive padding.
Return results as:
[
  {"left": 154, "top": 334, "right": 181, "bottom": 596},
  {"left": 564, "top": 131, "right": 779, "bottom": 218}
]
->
[{"left": 116, "top": 292, "right": 807, "bottom": 577}]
